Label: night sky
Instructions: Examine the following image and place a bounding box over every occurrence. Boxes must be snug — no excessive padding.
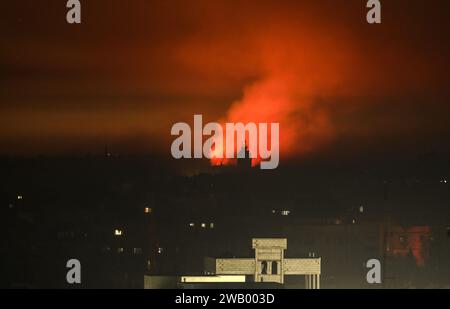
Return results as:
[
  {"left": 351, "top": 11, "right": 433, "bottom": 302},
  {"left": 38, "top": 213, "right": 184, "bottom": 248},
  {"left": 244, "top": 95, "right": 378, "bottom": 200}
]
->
[{"left": 1, "top": 0, "right": 449, "bottom": 160}]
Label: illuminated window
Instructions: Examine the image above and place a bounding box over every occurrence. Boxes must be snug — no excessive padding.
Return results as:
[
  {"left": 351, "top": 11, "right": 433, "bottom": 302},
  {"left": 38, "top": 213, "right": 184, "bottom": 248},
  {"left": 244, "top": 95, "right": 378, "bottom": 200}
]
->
[
  {"left": 189, "top": 223, "right": 195, "bottom": 227},
  {"left": 144, "top": 207, "right": 152, "bottom": 214},
  {"left": 359, "top": 206, "right": 364, "bottom": 213},
  {"left": 133, "top": 248, "right": 142, "bottom": 255},
  {"left": 158, "top": 247, "right": 163, "bottom": 254},
  {"left": 210, "top": 223, "right": 214, "bottom": 229},
  {"left": 201, "top": 223, "right": 206, "bottom": 228},
  {"left": 17, "top": 195, "right": 23, "bottom": 200},
  {"left": 114, "top": 229, "right": 123, "bottom": 236},
  {"left": 117, "top": 247, "right": 124, "bottom": 253},
  {"left": 281, "top": 210, "right": 290, "bottom": 216}
]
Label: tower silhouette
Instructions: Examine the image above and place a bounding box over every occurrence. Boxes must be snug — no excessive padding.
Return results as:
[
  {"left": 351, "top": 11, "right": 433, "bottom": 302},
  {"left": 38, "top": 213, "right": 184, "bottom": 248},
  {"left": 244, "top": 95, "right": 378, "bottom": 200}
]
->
[{"left": 237, "top": 144, "right": 252, "bottom": 169}]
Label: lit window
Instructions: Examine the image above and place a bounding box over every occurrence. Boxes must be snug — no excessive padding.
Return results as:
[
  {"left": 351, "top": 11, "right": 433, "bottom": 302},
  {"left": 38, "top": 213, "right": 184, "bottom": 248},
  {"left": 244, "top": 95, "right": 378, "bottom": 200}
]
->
[
  {"left": 158, "top": 247, "right": 163, "bottom": 254},
  {"left": 117, "top": 247, "right": 124, "bottom": 253},
  {"left": 144, "top": 207, "right": 152, "bottom": 214},
  {"left": 114, "top": 229, "right": 123, "bottom": 236},
  {"left": 272, "top": 210, "right": 276, "bottom": 214},
  {"left": 201, "top": 223, "right": 206, "bottom": 228},
  {"left": 210, "top": 223, "right": 214, "bottom": 229},
  {"left": 17, "top": 195, "right": 23, "bottom": 200},
  {"left": 359, "top": 206, "right": 364, "bottom": 213},
  {"left": 352, "top": 219, "right": 357, "bottom": 224},
  {"left": 189, "top": 223, "right": 195, "bottom": 227},
  {"left": 281, "top": 210, "right": 290, "bottom": 216},
  {"left": 133, "top": 248, "right": 143, "bottom": 255}
]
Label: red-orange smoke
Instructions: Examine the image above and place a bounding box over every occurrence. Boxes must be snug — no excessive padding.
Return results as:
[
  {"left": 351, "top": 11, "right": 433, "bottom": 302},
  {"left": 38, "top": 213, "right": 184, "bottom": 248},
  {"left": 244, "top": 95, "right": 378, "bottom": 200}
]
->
[
  {"left": 198, "top": 23, "right": 355, "bottom": 166},
  {"left": 173, "top": 1, "right": 446, "bottom": 167}
]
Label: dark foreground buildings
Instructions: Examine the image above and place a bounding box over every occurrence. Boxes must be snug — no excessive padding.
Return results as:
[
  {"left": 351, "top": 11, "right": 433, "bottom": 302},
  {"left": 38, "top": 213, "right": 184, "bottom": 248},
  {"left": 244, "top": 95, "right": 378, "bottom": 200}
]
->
[{"left": 1, "top": 154, "right": 449, "bottom": 288}]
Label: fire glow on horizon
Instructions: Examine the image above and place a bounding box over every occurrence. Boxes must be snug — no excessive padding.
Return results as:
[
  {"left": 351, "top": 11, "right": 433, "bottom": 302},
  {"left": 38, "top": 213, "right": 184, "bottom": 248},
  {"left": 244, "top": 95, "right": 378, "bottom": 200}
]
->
[{"left": 170, "top": 115, "right": 280, "bottom": 169}]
